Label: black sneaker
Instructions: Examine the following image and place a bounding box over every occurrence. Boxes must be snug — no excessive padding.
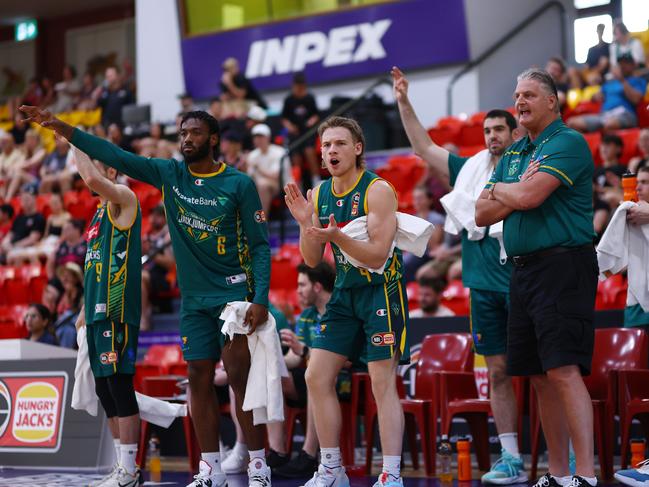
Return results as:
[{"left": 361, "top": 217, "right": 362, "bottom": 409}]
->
[
  {"left": 266, "top": 449, "right": 290, "bottom": 469},
  {"left": 533, "top": 473, "right": 565, "bottom": 487},
  {"left": 273, "top": 449, "right": 318, "bottom": 478},
  {"left": 568, "top": 476, "right": 596, "bottom": 487}
]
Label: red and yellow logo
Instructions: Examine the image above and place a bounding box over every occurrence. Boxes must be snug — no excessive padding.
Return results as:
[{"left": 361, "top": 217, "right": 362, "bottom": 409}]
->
[{"left": 12, "top": 382, "right": 59, "bottom": 443}]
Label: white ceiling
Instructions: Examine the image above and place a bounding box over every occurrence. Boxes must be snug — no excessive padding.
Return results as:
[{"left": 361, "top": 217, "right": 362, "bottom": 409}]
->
[{"left": 0, "top": 0, "right": 133, "bottom": 27}]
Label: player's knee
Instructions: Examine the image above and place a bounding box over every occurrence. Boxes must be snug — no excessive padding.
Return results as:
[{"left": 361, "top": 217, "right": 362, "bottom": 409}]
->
[
  {"left": 369, "top": 372, "right": 396, "bottom": 399},
  {"left": 188, "top": 361, "right": 214, "bottom": 387},
  {"left": 488, "top": 363, "right": 509, "bottom": 389},
  {"left": 304, "top": 365, "right": 333, "bottom": 393},
  {"left": 107, "top": 373, "right": 139, "bottom": 417},
  {"left": 225, "top": 364, "right": 248, "bottom": 395},
  {"left": 95, "top": 376, "right": 118, "bottom": 418}
]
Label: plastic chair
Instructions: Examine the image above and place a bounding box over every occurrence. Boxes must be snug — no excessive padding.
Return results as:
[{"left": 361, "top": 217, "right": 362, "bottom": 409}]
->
[
  {"left": 142, "top": 344, "right": 183, "bottom": 374},
  {"left": 458, "top": 145, "right": 485, "bottom": 157},
  {"left": 270, "top": 256, "right": 298, "bottom": 291},
  {"left": 134, "top": 363, "right": 164, "bottom": 392},
  {"left": 284, "top": 405, "right": 307, "bottom": 455},
  {"left": 440, "top": 280, "right": 470, "bottom": 316},
  {"left": 616, "top": 330, "right": 649, "bottom": 468},
  {"left": 596, "top": 275, "right": 627, "bottom": 310},
  {"left": 459, "top": 123, "right": 485, "bottom": 146},
  {"left": 615, "top": 128, "right": 641, "bottom": 164},
  {"left": 530, "top": 328, "right": 647, "bottom": 480}
]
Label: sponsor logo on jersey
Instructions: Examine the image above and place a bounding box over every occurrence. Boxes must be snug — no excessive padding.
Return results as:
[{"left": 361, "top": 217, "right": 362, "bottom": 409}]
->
[
  {"left": 254, "top": 210, "right": 266, "bottom": 223},
  {"left": 100, "top": 352, "right": 118, "bottom": 365},
  {"left": 508, "top": 158, "right": 521, "bottom": 176},
  {"left": 376, "top": 308, "right": 387, "bottom": 316},
  {"left": 336, "top": 199, "right": 344, "bottom": 207},
  {"left": 194, "top": 178, "right": 204, "bottom": 186},
  {"left": 176, "top": 199, "right": 224, "bottom": 243},
  {"left": 95, "top": 303, "right": 107, "bottom": 313},
  {"left": 371, "top": 332, "right": 395, "bottom": 346},
  {"left": 245, "top": 19, "right": 392, "bottom": 78},
  {"left": 351, "top": 192, "right": 361, "bottom": 216},
  {"left": 319, "top": 323, "right": 327, "bottom": 333},
  {"left": 102, "top": 330, "right": 112, "bottom": 338},
  {"left": 226, "top": 273, "right": 248, "bottom": 285},
  {"left": 86, "top": 223, "right": 100, "bottom": 241}
]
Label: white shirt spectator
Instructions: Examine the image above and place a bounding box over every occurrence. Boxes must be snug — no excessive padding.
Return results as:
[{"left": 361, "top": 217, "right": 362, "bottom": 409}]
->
[{"left": 410, "top": 305, "right": 455, "bottom": 318}]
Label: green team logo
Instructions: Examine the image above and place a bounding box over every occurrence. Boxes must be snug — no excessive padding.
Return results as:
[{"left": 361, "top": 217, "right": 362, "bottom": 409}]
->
[
  {"left": 175, "top": 199, "right": 224, "bottom": 243},
  {"left": 85, "top": 237, "right": 103, "bottom": 270},
  {"left": 508, "top": 158, "right": 520, "bottom": 176},
  {"left": 390, "top": 302, "right": 401, "bottom": 317}
]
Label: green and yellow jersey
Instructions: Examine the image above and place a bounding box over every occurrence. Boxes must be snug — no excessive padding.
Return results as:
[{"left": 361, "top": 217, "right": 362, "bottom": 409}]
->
[
  {"left": 84, "top": 202, "right": 142, "bottom": 326},
  {"left": 314, "top": 170, "right": 403, "bottom": 289},
  {"left": 72, "top": 129, "right": 270, "bottom": 308}
]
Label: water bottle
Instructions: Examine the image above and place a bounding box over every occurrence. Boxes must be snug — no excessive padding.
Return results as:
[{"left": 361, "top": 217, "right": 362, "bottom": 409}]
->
[
  {"left": 437, "top": 434, "right": 453, "bottom": 483},
  {"left": 622, "top": 172, "right": 638, "bottom": 202},
  {"left": 457, "top": 437, "right": 472, "bottom": 481},
  {"left": 148, "top": 434, "right": 161, "bottom": 482},
  {"left": 631, "top": 439, "right": 646, "bottom": 468}
]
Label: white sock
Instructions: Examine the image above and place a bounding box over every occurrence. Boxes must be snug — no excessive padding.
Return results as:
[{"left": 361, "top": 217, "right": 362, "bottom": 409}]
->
[
  {"left": 553, "top": 475, "right": 573, "bottom": 486},
  {"left": 234, "top": 441, "right": 247, "bottom": 456},
  {"left": 383, "top": 455, "right": 401, "bottom": 479},
  {"left": 498, "top": 432, "right": 520, "bottom": 457},
  {"left": 120, "top": 443, "right": 138, "bottom": 475},
  {"left": 202, "top": 451, "right": 222, "bottom": 474},
  {"left": 320, "top": 447, "right": 342, "bottom": 469},
  {"left": 581, "top": 476, "right": 597, "bottom": 486},
  {"left": 113, "top": 439, "right": 121, "bottom": 464},
  {"left": 248, "top": 449, "right": 267, "bottom": 470}
]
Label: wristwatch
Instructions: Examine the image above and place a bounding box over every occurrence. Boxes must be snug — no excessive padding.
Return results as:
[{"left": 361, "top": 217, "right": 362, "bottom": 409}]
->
[
  {"left": 301, "top": 345, "right": 310, "bottom": 359},
  {"left": 488, "top": 183, "right": 497, "bottom": 200}
]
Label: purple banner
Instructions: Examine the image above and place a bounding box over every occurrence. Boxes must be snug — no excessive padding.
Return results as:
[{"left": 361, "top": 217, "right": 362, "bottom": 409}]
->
[{"left": 181, "top": 0, "right": 469, "bottom": 98}]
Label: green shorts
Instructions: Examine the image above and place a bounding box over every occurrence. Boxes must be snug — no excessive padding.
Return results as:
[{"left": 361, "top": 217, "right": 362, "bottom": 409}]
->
[
  {"left": 315, "top": 280, "right": 410, "bottom": 365},
  {"left": 469, "top": 288, "right": 509, "bottom": 356},
  {"left": 179, "top": 298, "right": 228, "bottom": 361},
  {"left": 87, "top": 320, "right": 139, "bottom": 378}
]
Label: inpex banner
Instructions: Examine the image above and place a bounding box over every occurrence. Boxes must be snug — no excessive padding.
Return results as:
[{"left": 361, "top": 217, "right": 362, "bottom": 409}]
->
[
  {"left": 0, "top": 372, "right": 68, "bottom": 452},
  {"left": 181, "top": 0, "right": 469, "bottom": 97}
]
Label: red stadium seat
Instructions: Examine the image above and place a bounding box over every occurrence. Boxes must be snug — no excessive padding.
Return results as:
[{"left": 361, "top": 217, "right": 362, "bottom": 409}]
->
[
  {"left": 637, "top": 102, "right": 649, "bottom": 129},
  {"left": 595, "top": 274, "right": 627, "bottom": 310},
  {"left": 459, "top": 123, "right": 485, "bottom": 146},
  {"left": 142, "top": 344, "right": 183, "bottom": 374},
  {"left": 440, "top": 280, "right": 470, "bottom": 316},
  {"left": 615, "top": 128, "right": 641, "bottom": 164},
  {"left": 458, "top": 145, "right": 484, "bottom": 158},
  {"left": 270, "top": 256, "right": 299, "bottom": 291},
  {"left": 582, "top": 131, "right": 602, "bottom": 165},
  {"left": 406, "top": 281, "right": 419, "bottom": 312},
  {"left": 427, "top": 126, "right": 461, "bottom": 147}
]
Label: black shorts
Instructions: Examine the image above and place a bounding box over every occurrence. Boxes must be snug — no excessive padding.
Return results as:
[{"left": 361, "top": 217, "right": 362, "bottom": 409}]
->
[{"left": 507, "top": 246, "right": 598, "bottom": 376}]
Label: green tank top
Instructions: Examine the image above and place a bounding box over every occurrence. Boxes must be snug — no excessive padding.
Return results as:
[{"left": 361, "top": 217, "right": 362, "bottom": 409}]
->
[
  {"left": 84, "top": 202, "right": 142, "bottom": 327},
  {"left": 314, "top": 170, "right": 403, "bottom": 289}
]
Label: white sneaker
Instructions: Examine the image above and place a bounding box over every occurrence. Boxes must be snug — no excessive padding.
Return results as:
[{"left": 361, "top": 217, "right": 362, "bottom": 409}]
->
[
  {"left": 248, "top": 461, "right": 272, "bottom": 487},
  {"left": 100, "top": 466, "right": 142, "bottom": 487},
  {"left": 186, "top": 460, "right": 228, "bottom": 487},
  {"left": 300, "top": 465, "right": 350, "bottom": 487},
  {"left": 222, "top": 446, "right": 248, "bottom": 474},
  {"left": 89, "top": 464, "right": 119, "bottom": 487}
]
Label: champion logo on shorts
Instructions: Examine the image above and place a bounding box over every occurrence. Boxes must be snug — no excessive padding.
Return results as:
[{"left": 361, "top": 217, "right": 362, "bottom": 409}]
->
[
  {"left": 95, "top": 303, "right": 107, "bottom": 313},
  {"left": 376, "top": 308, "right": 387, "bottom": 316},
  {"left": 102, "top": 330, "right": 112, "bottom": 338},
  {"left": 100, "top": 352, "right": 118, "bottom": 364},
  {"left": 371, "top": 332, "right": 395, "bottom": 346}
]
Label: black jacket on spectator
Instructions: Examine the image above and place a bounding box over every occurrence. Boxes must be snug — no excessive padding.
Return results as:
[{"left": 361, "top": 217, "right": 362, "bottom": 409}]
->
[
  {"left": 220, "top": 74, "right": 267, "bottom": 109},
  {"left": 97, "top": 85, "right": 134, "bottom": 128},
  {"left": 11, "top": 212, "right": 45, "bottom": 243}
]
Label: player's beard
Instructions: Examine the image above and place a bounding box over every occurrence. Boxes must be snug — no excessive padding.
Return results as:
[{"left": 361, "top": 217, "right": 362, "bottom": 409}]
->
[{"left": 183, "top": 140, "right": 211, "bottom": 164}]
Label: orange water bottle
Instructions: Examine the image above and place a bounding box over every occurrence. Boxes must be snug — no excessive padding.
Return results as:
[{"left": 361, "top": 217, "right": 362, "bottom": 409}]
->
[
  {"left": 457, "top": 437, "right": 472, "bottom": 481},
  {"left": 631, "top": 439, "right": 646, "bottom": 467},
  {"left": 622, "top": 172, "right": 638, "bottom": 202}
]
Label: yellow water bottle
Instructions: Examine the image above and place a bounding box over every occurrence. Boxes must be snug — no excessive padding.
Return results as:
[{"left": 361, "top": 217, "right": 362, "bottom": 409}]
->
[{"left": 148, "top": 434, "right": 161, "bottom": 482}]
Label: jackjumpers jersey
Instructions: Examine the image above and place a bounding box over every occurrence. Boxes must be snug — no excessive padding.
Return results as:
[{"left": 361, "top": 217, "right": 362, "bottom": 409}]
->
[
  {"left": 314, "top": 170, "right": 403, "bottom": 289},
  {"left": 72, "top": 129, "right": 270, "bottom": 307},
  {"left": 84, "top": 202, "right": 142, "bottom": 326}
]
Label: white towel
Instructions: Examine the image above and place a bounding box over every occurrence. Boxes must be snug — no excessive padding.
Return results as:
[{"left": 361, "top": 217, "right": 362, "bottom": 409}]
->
[
  {"left": 339, "top": 212, "right": 434, "bottom": 274},
  {"left": 220, "top": 302, "right": 287, "bottom": 425},
  {"left": 72, "top": 326, "right": 187, "bottom": 427},
  {"left": 596, "top": 201, "right": 649, "bottom": 311},
  {"left": 439, "top": 149, "right": 507, "bottom": 264}
]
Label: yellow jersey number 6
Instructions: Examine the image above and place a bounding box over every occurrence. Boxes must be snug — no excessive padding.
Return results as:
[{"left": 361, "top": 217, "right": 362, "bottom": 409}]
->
[{"left": 217, "top": 236, "right": 226, "bottom": 255}]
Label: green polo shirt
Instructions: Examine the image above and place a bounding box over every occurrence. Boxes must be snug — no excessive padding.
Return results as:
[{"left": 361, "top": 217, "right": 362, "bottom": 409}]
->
[
  {"left": 448, "top": 153, "right": 512, "bottom": 293},
  {"left": 624, "top": 304, "right": 649, "bottom": 328},
  {"left": 486, "top": 119, "right": 595, "bottom": 256}
]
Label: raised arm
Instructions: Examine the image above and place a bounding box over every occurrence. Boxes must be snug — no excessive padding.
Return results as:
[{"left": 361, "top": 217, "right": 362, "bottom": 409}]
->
[
  {"left": 392, "top": 67, "right": 450, "bottom": 183},
  {"left": 307, "top": 181, "right": 397, "bottom": 270},
  {"left": 284, "top": 182, "right": 324, "bottom": 267},
  {"left": 20, "top": 105, "right": 166, "bottom": 188},
  {"left": 71, "top": 147, "right": 137, "bottom": 224}
]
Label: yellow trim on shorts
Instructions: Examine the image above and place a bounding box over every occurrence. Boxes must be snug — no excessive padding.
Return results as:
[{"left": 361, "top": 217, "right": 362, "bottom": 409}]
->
[
  {"left": 397, "top": 281, "right": 407, "bottom": 356},
  {"left": 122, "top": 322, "right": 128, "bottom": 355},
  {"left": 111, "top": 321, "right": 117, "bottom": 373},
  {"left": 383, "top": 283, "right": 394, "bottom": 356}
]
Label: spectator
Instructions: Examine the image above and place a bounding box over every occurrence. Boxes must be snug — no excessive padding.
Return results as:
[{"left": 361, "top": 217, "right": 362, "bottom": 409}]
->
[
  {"left": 10, "top": 112, "right": 29, "bottom": 145},
  {"left": 0, "top": 131, "right": 26, "bottom": 200},
  {"left": 274, "top": 262, "right": 336, "bottom": 479},
  {"left": 4, "top": 129, "right": 45, "bottom": 201},
  {"left": 20, "top": 78, "right": 43, "bottom": 108},
  {"left": 593, "top": 189, "right": 611, "bottom": 242},
  {"left": 242, "top": 105, "right": 268, "bottom": 151},
  {"left": 567, "top": 53, "right": 647, "bottom": 132},
  {"left": 39, "top": 134, "right": 72, "bottom": 193},
  {"left": 107, "top": 123, "right": 131, "bottom": 152},
  {"left": 545, "top": 57, "right": 570, "bottom": 109},
  {"left": 178, "top": 93, "right": 195, "bottom": 117},
  {"left": 40, "top": 77, "right": 56, "bottom": 109},
  {"left": 281, "top": 72, "right": 320, "bottom": 190},
  {"left": 141, "top": 205, "right": 175, "bottom": 330},
  {"left": 207, "top": 97, "right": 223, "bottom": 121},
  {"left": 629, "top": 128, "right": 649, "bottom": 173},
  {"left": 0, "top": 204, "right": 14, "bottom": 241},
  {"left": 220, "top": 131, "right": 246, "bottom": 171},
  {"left": 76, "top": 71, "right": 97, "bottom": 110},
  {"left": 50, "top": 65, "right": 80, "bottom": 114},
  {"left": 586, "top": 24, "right": 610, "bottom": 75},
  {"left": 46, "top": 218, "right": 87, "bottom": 279},
  {"left": 55, "top": 261, "right": 84, "bottom": 318},
  {"left": 219, "top": 57, "right": 267, "bottom": 111},
  {"left": 25, "top": 303, "right": 57, "bottom": 346},
  {"left": 409, "top": 276, "right": 455, "bottom": 318},
  {"left": 610, "top": 20, "right": 646, "bottom": 68},
  {"left": 247, "top": 123, "right": 290, "bottom": 216},
  {"left": 96, "top": 66, "right": 134, "bottom": 128},
  {"left": 2, "top": 186, "right": 45, "bottom": 265},
  {"left": 594, "top": 134, "right": 626, "bottom": 187},
  {"left": 41, "top": 277, "right": 64, "bottom": 317}
]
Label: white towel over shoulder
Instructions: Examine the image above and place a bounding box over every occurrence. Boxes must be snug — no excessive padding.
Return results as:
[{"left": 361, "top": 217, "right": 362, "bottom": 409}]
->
[
  {"left": 220, "top": 302, "right": 287, "bottom": 425},
  {"left": 339, "top": 212, "right": 434, "bottom": 274},
  {"left": 596, "top": 201, "right": 649, "bottom": 311},
  {"left": 72, "top": 326, "right": 186, "bottom": 428},
  {"left": 439, "top": 149, "right": 507, "bottom": 263}
]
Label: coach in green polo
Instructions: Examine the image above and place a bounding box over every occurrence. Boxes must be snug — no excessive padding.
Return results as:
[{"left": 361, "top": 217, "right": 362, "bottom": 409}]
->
[{"left": 476, "top": 68, "right": 598, "bottom": 487}]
